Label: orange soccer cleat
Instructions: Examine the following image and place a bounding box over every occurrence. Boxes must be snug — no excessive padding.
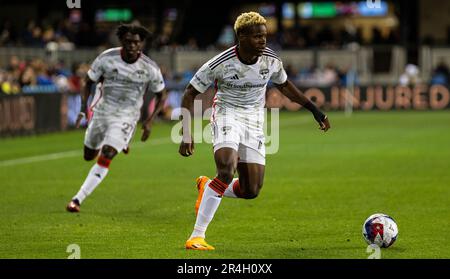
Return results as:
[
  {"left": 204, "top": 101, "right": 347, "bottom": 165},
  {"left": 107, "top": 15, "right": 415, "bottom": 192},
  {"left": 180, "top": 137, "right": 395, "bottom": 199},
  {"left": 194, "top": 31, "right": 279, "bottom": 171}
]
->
[
  {"left": 195, "top": 176, "right": 209, "bottom": 215},
  {"left": 185, "top": 237, "right": 215, "bottom": 251}
]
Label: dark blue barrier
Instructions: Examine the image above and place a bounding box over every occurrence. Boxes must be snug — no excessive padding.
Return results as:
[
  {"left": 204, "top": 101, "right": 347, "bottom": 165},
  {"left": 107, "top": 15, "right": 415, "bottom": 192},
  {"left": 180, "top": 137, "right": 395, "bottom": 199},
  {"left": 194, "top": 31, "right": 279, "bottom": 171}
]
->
[
  {"left": 2, "top": 84, "right": 449, "bottom": 137},
  {"left": 0, "top": 93, "right": 67, "bottom": 137}
]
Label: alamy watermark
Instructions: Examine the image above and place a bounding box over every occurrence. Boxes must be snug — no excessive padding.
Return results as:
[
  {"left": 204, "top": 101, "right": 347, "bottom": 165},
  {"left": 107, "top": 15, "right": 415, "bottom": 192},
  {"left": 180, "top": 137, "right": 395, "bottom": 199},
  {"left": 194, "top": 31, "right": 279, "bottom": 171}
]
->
[
  {"left": 66, "top": 0, "right": 81, "bottom": 9},
  {"left": 366, "top": 0, "right": 381, "bottom": 9},
  {"left": 366, "top": 244, "right": 381, "bottom": 259},
  {"left": 171, "top": 100, "right": 281, "bottom": 155},
  {"left": 66, "top": 244, "right": 81, "bottom": 259}
]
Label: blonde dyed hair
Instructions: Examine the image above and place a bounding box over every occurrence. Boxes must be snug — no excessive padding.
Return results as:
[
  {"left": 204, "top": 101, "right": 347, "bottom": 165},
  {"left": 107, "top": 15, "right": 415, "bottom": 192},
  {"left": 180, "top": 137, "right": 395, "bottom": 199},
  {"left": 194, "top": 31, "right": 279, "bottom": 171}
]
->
[{"left": 234, "top": 11, "right": 266, "bottom": 34}]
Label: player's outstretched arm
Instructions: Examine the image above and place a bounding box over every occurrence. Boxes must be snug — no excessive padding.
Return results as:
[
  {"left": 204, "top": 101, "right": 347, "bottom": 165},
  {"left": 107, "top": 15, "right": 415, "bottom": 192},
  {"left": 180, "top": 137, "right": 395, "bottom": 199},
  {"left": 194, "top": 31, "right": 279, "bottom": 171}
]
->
[
  {"left": 275, "top": 80, "right": 331, "bottom": 132},
  {"left": 178, "top": 84, "right": 201, "bottom": 157},
  {"left": 75, "top": 76, "right": 96, "bottom": 128},
  {"left": 141, "top": 89, "right": 168, "bottom": 142}
]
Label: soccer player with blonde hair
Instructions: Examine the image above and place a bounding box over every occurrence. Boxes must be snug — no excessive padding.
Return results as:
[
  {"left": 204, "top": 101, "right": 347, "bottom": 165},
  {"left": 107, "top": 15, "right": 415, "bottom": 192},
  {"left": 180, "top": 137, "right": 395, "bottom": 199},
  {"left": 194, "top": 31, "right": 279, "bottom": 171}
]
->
[{"left": 180, "top": 12, "right": 330, "bottom": 250}]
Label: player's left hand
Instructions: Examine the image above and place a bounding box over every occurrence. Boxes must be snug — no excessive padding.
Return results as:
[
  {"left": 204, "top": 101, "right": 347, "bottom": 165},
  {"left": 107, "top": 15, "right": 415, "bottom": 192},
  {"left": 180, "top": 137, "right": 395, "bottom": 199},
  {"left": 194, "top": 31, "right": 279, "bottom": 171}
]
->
[
  {"left": 318, "top": 115, "right": 331, "bottom": 132},
  {"left": 75, "top": 112, "right": 85, "bottom": 128},
  {"left": 141, "top": 124, "right": 152, "bottom": 142}
]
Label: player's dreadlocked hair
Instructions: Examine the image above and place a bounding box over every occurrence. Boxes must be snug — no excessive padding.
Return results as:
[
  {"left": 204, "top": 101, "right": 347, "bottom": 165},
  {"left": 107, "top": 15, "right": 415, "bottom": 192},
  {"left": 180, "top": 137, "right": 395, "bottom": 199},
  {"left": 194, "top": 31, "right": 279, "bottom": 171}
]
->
[
  {"left": 234, "top": 12, "right": 267, "bottom": 35},
  {"left": 116, "top": 24, "right": 151, "bottom": 41}
]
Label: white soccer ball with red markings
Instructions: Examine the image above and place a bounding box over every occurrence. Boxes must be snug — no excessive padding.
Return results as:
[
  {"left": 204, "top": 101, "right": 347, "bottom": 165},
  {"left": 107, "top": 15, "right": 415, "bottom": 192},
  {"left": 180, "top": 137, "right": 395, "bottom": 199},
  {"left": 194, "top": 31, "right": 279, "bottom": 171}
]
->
[{"left": 362, "top": 213, "right": 398, "bottom": 248}]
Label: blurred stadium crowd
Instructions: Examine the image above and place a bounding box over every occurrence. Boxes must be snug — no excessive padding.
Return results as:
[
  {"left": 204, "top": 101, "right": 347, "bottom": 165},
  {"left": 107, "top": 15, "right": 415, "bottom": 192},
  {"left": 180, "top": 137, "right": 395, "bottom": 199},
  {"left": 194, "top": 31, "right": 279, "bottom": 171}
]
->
[
  {"left": 0, "top": 17, "right": 403, "bottom": 49},
  {"left": 1, "top": 9, "right": 450, "bottom": 120}
]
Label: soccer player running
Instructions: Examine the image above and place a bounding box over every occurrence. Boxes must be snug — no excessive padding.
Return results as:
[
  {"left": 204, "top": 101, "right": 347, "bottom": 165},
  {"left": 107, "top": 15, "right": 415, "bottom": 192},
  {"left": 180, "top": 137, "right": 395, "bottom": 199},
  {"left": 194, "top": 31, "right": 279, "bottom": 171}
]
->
[
  {"left": 179, "top": 12, "right": 331, "bottom": 250},
  {"left": 66, "top": 24, "right": 167, "bottom": 212}
]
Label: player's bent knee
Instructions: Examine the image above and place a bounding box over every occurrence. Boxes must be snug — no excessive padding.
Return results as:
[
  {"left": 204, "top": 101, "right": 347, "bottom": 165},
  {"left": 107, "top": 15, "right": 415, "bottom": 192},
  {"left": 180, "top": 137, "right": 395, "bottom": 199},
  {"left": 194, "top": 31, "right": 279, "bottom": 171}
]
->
[
  {"left": 243, "top": 193, "right": 259, "bottom": 199},
  {"left": 101, "top": 145, "right": 118, "bottom": 159},
  {"left": 242, "top": 188, "right": 260, "bottom": 199},
  {"left": 83, "top": 147, "right": 99, "bottom": 161}
]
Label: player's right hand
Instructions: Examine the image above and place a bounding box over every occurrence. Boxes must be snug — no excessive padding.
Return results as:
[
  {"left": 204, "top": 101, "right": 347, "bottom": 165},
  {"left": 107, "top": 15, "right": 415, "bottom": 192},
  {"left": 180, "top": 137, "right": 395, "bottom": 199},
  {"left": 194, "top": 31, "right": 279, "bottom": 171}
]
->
[
  {"left": 75, "top": 112, "right": 86, "bottom": 128},
  {"left": 179, "top": 137, "right": 194, "bottom": 157}
]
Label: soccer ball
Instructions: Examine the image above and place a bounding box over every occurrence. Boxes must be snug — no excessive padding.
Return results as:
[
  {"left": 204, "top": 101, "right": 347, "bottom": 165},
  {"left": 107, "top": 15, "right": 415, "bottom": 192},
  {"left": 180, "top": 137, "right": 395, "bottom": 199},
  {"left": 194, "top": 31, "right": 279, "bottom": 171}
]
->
[{"left": 362, "top": 213, "right": 398, "bottom": 248}]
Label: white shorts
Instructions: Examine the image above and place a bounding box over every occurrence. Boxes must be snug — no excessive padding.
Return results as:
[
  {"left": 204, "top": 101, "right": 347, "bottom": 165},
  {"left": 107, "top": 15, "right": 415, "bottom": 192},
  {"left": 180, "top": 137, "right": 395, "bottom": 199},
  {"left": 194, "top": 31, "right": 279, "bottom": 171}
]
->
[
  {"left": 211, "top": 114, "right": 265, "bottom": 165},
  {"left": 84, "top": 114, "right": 137, "bottom": 152}
]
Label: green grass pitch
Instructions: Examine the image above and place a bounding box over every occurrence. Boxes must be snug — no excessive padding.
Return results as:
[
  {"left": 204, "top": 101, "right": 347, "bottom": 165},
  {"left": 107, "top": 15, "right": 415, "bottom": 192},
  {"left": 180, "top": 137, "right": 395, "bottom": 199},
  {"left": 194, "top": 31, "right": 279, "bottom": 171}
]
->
[{"left": 1, "top": 111, "right": 449, "bottom": 259}]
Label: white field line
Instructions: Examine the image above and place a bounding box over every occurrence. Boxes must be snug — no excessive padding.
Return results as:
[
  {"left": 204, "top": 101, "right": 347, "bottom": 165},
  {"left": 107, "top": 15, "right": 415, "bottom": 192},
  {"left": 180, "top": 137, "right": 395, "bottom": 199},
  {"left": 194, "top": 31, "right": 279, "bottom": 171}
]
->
[
  {"left": 0, "top": 150, "right": 81, "bottom": 167},
  {"left": 0, "top": 115, "right": 313, "bottom": 167},
  {"left": 0, "top": 137, "right": 173, "bottom": 168}
]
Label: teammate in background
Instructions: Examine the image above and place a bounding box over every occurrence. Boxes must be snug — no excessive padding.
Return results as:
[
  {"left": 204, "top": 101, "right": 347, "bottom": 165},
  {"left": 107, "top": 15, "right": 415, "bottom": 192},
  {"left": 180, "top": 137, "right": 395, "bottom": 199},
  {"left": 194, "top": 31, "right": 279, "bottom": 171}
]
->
[
  {"left": 179, "top": 12, "right": 330, "bottom": 250},
  {"left": 66, "top": 24, "right": 167, "bottom": 212}
]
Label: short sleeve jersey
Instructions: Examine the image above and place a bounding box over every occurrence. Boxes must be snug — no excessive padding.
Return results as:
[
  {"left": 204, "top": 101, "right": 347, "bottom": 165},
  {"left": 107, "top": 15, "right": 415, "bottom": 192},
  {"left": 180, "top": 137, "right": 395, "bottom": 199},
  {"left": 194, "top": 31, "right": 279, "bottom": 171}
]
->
[
  {"left": 87, "top": 47, "right": 165, "bottom": 119},
  {"left": 190, "top": 46, "right": 287, "bottom": 112}
]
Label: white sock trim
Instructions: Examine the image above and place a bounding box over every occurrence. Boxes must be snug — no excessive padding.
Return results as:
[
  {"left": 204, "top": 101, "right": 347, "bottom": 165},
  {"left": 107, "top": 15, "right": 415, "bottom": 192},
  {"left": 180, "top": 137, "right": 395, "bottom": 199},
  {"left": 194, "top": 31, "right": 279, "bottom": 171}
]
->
[{"left": 223, "top": 178, "right": 239, "bottom": 198}]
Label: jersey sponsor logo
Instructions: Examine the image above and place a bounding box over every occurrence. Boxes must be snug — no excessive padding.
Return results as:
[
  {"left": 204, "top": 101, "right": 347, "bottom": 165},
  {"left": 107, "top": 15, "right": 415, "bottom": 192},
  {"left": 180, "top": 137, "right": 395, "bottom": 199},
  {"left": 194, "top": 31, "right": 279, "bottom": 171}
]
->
[{"left": 222, "top": 82, "right": 266, "bottom": 89}]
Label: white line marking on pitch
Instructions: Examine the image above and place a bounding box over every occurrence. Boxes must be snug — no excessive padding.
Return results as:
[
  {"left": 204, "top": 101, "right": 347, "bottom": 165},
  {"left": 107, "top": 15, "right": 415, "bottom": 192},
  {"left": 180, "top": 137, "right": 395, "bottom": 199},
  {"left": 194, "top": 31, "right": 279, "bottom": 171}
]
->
[
  {"left": 0, "top": 137, "right": 173, "bottom": 167},
  {"left": 0, "top": 115, "right": 310, "bottom": 167}
]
